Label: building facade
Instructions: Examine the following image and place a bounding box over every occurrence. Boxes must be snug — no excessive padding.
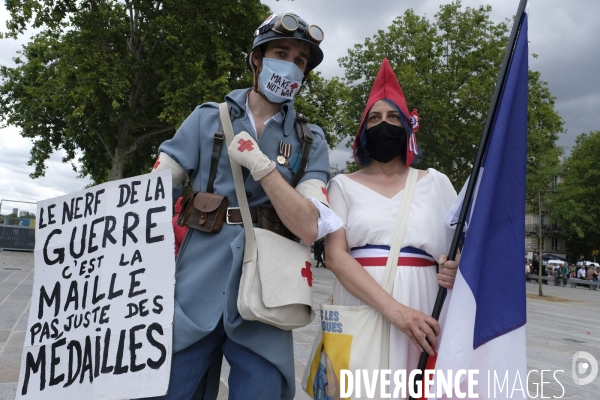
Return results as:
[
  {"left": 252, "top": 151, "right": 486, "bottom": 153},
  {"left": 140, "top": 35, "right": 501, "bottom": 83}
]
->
[{"left": 525, "top": 213, "right": 566, "bottom": 260}]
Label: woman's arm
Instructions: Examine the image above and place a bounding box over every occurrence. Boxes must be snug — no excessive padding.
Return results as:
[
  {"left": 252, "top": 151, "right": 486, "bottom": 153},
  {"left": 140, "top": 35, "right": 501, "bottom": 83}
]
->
[{"left": 325, "top": 228, "right": 440, "bottom": 356}]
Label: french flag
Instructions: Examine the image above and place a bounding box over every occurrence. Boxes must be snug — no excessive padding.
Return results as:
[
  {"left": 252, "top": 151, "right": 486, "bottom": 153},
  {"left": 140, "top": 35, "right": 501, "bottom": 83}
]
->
[{"left": 432, "top": 3, "right": 529, "bottom": 399}]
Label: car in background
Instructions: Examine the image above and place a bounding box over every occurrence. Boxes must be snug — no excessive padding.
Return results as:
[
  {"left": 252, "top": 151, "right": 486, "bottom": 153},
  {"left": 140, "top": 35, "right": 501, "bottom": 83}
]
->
[{"left": 576, "top": 261, "right": 600, "bottom": 268}]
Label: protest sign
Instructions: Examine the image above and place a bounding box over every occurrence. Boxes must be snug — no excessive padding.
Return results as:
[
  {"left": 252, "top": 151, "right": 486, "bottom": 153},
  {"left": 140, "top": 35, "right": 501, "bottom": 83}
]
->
[{"left": 17, "top": 170, "right": 175, "bottom": 399}]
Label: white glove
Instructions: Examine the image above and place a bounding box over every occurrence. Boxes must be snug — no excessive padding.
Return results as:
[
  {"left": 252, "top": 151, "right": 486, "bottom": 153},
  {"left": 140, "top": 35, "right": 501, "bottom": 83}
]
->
[{"left": 228, "top": 131, "right": 276, "bottom": 181}]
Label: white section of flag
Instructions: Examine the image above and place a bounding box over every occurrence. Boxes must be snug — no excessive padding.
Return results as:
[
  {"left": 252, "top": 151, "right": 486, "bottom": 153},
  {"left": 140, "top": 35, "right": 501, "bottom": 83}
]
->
[{"left": 433, "top": 271, "right": 527, "bottom": 399}]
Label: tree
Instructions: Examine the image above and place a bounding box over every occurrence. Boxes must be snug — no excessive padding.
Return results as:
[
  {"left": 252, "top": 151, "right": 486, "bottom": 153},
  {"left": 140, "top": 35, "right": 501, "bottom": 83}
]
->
[
  {"left": 337, "top": 1, "right": 563, "bottom": 189},
  {"left": 525, "top": 70, "right": 564, "bottom": 295},
  {"left": 551, "top": 131, "right": 600, "bottom": 260},
  {"left": 0, "top": 0, "right": 269, "bottom": 183},
  {"left": 294, "top": 71, "right": 351, "bottom": 148}
]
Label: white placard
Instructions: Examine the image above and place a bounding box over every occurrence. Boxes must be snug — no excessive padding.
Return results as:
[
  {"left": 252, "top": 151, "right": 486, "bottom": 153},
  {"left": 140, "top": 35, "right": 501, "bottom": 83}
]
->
[{"left": 17, "top": 170, "right": 175, "bottom": 399}]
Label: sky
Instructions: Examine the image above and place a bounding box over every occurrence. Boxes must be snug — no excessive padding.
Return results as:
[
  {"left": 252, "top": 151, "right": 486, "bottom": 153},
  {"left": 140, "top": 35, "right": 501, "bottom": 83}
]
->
[{"left": 1, "top": 0, "right": 599, "bottom": 204}]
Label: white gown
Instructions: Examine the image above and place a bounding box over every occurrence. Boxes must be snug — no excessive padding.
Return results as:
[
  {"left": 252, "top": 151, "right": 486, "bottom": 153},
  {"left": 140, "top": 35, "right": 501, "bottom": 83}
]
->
[{"left": 327, "top": 168, "right": 457, "bottom": 395}]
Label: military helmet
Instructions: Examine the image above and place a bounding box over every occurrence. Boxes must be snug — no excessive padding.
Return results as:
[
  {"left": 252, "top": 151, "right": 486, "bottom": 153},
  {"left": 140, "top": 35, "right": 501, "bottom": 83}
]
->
[{"left": 246, "top": 13, "right": 324, "bottom": 74}]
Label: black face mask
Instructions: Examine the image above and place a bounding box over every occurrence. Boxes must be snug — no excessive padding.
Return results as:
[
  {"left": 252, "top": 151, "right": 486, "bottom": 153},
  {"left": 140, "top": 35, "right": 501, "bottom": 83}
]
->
[{"left": 365, "top": 121, "right": 407, "bottom": 163}]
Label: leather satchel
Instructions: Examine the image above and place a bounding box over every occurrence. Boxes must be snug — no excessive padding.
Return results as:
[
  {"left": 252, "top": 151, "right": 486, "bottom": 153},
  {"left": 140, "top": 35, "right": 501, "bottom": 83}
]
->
[
  {"left": 177, "top": 191, "right": 228, "bottom": 234},
  {"left": 219, "top": 102, "right": 314, "bottom": 330},
  {"left": 177, "top": 128, "right": 228, "bottom": 233}
]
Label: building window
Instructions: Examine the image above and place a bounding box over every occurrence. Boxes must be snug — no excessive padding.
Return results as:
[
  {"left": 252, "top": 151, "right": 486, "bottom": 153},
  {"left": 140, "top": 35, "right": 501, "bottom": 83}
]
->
[
  {"left": 552, "top": 238, "right": 559, "bottom": 251},
  {"left": 525, "top": 235, "right": 534, "bottom": 250}
]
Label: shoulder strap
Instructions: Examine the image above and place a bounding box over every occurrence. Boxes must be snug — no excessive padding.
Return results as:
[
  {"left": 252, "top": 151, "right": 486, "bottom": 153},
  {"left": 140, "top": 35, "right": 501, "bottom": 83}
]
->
[
  {"left": 381, "top": 168, "right": 419, "bottom": 295},
  {"left": 219, "top": 102, "right": 256, "bottom": 263},
  {"left": 290, "top": 114, "right": 313, "bottom": 188},
  {"left": 206, "top": 133, "right": 224, "bottom": 193},
  {"left": 206, "top": 107, "right": 234, "bottom": 193}
]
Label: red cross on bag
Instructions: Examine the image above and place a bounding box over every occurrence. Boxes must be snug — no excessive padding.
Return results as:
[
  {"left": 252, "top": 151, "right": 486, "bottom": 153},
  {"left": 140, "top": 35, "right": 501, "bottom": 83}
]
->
[{"left": 301, "top": 261, "right": 313, "bottom": 287}]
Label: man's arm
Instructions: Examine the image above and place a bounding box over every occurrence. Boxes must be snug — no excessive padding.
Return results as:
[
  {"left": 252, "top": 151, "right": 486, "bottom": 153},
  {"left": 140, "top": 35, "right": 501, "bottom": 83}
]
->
[
  {"left": 259, "top": 169, "right": 319, "bottom": 244},
  {"left": 152, "top": 107, "right": 204, "bottom": 203},
  {"left": 228, "top": 128, "right": 334, "bottom": 244}
]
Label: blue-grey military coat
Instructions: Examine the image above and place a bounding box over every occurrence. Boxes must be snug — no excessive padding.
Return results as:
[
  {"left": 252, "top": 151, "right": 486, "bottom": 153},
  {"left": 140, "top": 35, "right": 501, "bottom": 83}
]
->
[{"left": 158, "top": 88, "right": 331, "bottom": 399}]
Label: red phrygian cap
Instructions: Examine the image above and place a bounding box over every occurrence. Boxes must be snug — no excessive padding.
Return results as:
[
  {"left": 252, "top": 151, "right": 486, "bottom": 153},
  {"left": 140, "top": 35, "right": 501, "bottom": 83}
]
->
[{"left": 353, "top": 58, "right": 420, "bottom": 167}]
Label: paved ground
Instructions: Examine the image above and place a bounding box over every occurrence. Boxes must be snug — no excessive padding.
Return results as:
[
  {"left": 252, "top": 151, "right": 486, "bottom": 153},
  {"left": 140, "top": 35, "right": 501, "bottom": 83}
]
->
[
  {"left": 0, "top": 251, "right": 32, "bottom": 400},
  {"left": 1, "top": 251, "right": 599, "bottom": 399}
]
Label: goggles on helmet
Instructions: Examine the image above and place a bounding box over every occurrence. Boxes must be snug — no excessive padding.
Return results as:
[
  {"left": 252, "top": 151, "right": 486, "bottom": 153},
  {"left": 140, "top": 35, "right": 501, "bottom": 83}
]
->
[{"left": 257, "top": 13, "right": 324, "bottom": 44}]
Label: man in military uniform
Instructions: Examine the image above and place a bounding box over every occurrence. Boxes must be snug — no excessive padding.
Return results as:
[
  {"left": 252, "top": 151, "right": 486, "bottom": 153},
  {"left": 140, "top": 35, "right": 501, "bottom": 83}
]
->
[{"left": 151, "top": 13, "right": 341, "bottom": 400}]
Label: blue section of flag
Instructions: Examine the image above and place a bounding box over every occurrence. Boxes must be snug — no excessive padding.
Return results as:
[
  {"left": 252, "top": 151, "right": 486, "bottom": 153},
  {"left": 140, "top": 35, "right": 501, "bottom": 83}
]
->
[{"left": 460, "top": 12, "right": 529, "bottom": 349}]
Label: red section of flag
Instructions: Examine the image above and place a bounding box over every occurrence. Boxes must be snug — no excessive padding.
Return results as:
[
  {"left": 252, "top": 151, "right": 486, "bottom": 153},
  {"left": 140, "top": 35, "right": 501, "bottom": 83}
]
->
[
  {"left": 153, "top": 159, "right": 160, "bottom": 169},
  {"left": 321, "top": 186, "right": 329, "bottom": 203},
  {"left": 419, "top": 352, "right": 438, "bottom": 400},
  {"left": 301, "top": 261, "right": 313, "bottom": 287},
  {"left": 238, "top": 139, "right": 254, "bottom": 152}
]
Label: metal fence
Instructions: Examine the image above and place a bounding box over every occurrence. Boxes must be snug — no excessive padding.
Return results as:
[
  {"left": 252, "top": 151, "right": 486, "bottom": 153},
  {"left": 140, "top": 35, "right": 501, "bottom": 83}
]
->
[
  {"left": 0, "top": 199, "right": 36, "bottom": 251},
  {"left": 0, "top": 225, "right": 35, "bottom": 251}
]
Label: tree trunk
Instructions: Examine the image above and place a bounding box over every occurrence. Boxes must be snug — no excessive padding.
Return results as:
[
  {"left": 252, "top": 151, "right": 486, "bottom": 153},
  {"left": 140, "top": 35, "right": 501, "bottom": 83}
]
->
[
  {"left": 108, "top": 122, "right": 130, "bottom": 181},
  {"left": 538, "top": 241, "right": 544, "bottom": 296},
  {"left": 538, "top": 192, "right": 544, "bottom": 296},
  {"left": 108, "top": 147, "right": 127, "bottom": 181}
]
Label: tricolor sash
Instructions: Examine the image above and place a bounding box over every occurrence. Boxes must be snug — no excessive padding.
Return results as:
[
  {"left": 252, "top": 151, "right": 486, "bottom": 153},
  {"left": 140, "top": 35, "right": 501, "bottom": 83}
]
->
[{"left": 351, "top": 244, "right": 436, "bottom": 267}]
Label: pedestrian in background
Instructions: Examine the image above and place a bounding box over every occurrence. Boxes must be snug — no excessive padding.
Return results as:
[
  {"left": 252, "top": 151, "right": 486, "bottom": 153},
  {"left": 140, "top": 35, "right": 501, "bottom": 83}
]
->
[
  {"left": 314, "top": 238, "right": 325, "bottom": 268},
  {"left": 586, "top": 265, "right": 595, "bottom": 281},
  {"left": 541, "top": 261, "right": 549, "bottom": 284},
  {"left": 531, "top": 253, "right": 540, "bottom": 275},
  {"left": 561, "top": 263, "right": 569, "bottom": 286}
]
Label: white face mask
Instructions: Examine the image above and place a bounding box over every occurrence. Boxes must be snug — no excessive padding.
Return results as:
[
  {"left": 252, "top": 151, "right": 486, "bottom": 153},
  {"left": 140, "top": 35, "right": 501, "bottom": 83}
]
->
[{"left": 258, "top": 58, "right": 304, "bottom": 103}]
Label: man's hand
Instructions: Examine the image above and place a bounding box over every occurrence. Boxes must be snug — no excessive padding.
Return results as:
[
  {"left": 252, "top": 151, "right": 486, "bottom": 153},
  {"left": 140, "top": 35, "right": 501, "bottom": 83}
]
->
[
  {"left": 437, "top": 254, "right": 460, "bottom": 289},
  {"left": 227, "top": 131, "right": 276, "bottom": 181}
]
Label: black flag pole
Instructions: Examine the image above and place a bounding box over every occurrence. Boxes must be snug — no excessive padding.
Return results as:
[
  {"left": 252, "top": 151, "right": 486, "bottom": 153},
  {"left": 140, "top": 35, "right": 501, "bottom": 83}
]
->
[{"left": 409, "top": 0, "right": 529, "bottom": 397}]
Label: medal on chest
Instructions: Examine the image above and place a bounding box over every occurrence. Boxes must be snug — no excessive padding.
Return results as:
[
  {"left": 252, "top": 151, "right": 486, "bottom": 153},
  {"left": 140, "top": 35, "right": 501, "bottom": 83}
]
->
[{"left": 277, "top": 141, "right": 292, "bottom": 165}]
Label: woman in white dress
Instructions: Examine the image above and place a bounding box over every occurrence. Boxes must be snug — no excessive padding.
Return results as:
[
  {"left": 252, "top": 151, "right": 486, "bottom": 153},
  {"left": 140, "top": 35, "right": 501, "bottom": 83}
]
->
[{"left": 326, "top": 59, "right": 459, "bottom": 380}]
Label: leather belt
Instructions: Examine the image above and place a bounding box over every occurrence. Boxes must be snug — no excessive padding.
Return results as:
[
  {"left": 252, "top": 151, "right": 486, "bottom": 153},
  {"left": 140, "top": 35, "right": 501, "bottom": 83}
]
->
[
  {"left": 226, "top": 205, "right": 296, "bottom": 241},
  {"left": 226, "top": 207, "right": 258, "bottom": 225}
]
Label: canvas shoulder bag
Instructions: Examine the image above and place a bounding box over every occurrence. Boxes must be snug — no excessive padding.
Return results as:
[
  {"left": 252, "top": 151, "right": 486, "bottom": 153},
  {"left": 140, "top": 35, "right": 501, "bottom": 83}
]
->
[
  {"left": 302, "top": 167, "right": 419, "bottom": 400},
  {"left": 219, "top": 102, "right": 314, "bottom": 330}
]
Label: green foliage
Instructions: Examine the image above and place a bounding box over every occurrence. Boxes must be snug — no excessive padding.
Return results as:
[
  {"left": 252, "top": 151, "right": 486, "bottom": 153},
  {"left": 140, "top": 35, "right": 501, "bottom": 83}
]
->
[
  {"left": 345, "top": 160, "right": 360, "bottom": 173},
  {"left": 0, "top": 0, "right": 270, "bottom": 183},
  {"left": 1, "top": 0, "right": 564, "bottom": 191},
  {"left": 523, "top": 69, "right": 563, "bottom": 264},
  {"left": 337, "top": 1, "right": 563, "bottom": 189},
  {"left": 526, "top": 70, "right": 563, "bottom": 214},
  {"left": 295, "top": 71, "right": 351, "bottom": 148},
  {"left": 551, "top": 131, "right": 600, "bottom": 258}
]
